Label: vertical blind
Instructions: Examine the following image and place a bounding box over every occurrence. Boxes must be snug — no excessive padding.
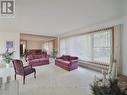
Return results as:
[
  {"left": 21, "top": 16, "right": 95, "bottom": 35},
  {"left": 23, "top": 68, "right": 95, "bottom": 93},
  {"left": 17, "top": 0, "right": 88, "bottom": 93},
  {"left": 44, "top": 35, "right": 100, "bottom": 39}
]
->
[{"left": 60, "top": 28, "right": 113, "bottom": 65}]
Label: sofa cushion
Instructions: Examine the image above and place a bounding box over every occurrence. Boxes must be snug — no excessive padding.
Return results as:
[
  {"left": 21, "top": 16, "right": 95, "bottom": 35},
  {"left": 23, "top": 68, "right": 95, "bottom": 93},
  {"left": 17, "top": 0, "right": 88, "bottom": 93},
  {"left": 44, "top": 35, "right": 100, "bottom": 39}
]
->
[
  {"left": 41, "top": 54, "right": 46, "bottom": 58},
  {"left": 62, "top": 55, "right": 70, "bottom": 61},
  {"left": 39, "top": 58, "right": 49, "bottom": 61},
  {"left": 29, "top": 59, "right": 40, "bottom": 63},
  {"left": 33, "top": 55, "right": 42, "bottom": 59},
  {"left": 70, "top": 56, "right": 78, "bottom": 60},
  {"left": 56, "top": 59, "right": 70, "bottom": 64},
  {"left": 62, "top": 60, "right": 70, "bottom": 64}
]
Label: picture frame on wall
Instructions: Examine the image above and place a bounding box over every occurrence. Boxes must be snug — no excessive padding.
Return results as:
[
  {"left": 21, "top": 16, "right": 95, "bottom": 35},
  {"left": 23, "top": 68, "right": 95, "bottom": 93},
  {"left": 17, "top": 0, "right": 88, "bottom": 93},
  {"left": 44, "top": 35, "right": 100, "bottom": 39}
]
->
[{"left": 6, "top": 41, "right": 14, "bottom": 48}]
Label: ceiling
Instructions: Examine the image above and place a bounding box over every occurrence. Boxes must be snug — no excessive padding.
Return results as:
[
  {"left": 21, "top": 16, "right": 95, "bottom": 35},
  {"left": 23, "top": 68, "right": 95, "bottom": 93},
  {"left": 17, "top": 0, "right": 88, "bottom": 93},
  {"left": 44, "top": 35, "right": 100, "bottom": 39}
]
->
[{"left": 0, "top": 0, "right": 123, "bottom": 36}]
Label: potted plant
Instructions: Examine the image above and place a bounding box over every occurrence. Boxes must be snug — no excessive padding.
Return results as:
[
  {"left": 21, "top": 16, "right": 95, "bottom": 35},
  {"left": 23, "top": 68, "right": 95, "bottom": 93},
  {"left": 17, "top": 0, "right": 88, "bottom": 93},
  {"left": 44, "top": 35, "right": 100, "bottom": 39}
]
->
[
  {"left": 51, "top": 49, "right": 57, "bottom": 59},
  {"left": 0, "top": 48, "right": 15, "bottom": 68},
  {"left": 90, "top": 70, "right": 127, "bottom": 95},
  {"left": 50, "top": 49, "right": 57, "bottom": 63}
]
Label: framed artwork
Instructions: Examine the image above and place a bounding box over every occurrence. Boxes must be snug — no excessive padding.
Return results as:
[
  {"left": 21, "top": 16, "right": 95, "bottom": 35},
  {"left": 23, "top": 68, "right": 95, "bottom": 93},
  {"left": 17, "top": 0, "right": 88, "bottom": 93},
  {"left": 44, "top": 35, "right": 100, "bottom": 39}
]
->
[{"left": 6, "top": 41, "right": 14, "bottom": 48}]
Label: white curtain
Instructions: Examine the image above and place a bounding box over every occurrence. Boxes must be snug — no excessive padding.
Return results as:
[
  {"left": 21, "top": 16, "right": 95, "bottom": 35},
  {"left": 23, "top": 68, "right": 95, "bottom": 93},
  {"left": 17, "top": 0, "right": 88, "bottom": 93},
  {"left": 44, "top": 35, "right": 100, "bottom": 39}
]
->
[
  {"left": 108, "top": 24, "right": 122, "bottom": 79},
  {"left": 113, "top": 24, "right": 122, "bottom": 75}
]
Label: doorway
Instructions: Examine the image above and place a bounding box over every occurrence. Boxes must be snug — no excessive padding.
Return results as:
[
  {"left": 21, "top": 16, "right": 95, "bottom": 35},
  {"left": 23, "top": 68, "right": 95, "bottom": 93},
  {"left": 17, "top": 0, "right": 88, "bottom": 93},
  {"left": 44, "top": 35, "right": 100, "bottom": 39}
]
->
[{"left": 20, "top": 40, "right": 27, "bottom": 57}]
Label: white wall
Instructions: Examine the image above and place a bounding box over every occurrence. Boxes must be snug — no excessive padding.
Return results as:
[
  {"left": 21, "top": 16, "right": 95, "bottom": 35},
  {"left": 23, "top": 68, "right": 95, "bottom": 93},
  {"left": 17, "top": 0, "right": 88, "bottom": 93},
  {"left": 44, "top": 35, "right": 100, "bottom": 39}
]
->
[
  {"left": 122, "top": 0, "right": 127, "bottom": 75},
  {"left": 122, "top": 17, "right": 127, "bottom": 75},
  {"left": 27, "top": 40, "right": 42, "bottom": 49},
  {"left": 59, "top": 17, "right": 123, "bottom": 38},
  {"left": 0, "top": 32, "right": 20, "bottom": 62},
  {"left": 16, "top": 0, "right": 122, "bottom": 36}
]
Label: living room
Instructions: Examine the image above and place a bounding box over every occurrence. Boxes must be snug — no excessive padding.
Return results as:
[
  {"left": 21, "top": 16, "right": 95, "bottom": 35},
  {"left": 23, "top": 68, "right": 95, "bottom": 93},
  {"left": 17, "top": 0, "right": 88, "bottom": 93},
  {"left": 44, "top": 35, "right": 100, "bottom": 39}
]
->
[{"left": 0, "top": 0, "right": 127, "bottom": 95}]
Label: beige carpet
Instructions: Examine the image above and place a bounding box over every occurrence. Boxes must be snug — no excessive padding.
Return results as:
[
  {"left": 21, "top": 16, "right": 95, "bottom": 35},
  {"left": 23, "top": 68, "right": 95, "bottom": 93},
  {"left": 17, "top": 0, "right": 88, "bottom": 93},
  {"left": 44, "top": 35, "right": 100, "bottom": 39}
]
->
[{"left": 16, "top": 63, "right": 102, "bottom": 95}]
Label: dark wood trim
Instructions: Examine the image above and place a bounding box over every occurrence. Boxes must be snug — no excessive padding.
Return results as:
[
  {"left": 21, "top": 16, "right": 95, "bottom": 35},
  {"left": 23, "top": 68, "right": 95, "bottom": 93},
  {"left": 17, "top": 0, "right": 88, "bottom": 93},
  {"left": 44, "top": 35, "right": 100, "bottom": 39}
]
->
[
  {"left": 112, "top": 27, "right": 115, "bottom": 63},
  {"left": 20, "top": 40, "right": 27, "bottom": 49}
]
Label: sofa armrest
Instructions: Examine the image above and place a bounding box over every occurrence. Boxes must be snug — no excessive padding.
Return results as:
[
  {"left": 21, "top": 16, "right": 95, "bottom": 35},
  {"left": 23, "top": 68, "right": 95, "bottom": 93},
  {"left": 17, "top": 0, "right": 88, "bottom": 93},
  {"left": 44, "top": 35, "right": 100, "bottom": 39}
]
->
[
  {"left": 74, "top": 57, "right": 78, "bottom": 60},
  {"left": 27, "top": 55, "right": 34, "bottom": 61},
  {"left": 56, "top": 57, "right": 63, "bottom": 59},
  {"left": 24, "top": 65, "right": 32, "bottom": 69}
]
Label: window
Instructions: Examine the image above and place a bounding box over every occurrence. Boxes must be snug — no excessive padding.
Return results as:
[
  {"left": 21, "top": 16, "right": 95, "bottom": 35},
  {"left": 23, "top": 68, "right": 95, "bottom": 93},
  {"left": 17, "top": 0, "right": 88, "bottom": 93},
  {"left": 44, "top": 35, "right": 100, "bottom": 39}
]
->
[
  {"left": 60, "top": 35, "right": 92, "bottom": 61},
  {"left": 43, "top": 41, "right": 53, "bottom": 54},
  {"left": 60, "top": 28, "right": 113, "bottom": 65},
  {"left": 93, "top": 30, "right": 112, "bottom": 64}
]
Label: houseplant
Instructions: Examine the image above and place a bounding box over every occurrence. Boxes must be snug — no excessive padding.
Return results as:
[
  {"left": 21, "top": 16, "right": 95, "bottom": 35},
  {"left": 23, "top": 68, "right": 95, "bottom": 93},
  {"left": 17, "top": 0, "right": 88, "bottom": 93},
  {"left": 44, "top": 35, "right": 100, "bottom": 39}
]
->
[
  {"left": 90, "top": 70, "right": 127, "bottom": 95},
  {"left": 51, "top": 49, "right": 57, "bottom": 59},
  {"left": 0, "top": 48, "right": 15, "bottom": 67}
]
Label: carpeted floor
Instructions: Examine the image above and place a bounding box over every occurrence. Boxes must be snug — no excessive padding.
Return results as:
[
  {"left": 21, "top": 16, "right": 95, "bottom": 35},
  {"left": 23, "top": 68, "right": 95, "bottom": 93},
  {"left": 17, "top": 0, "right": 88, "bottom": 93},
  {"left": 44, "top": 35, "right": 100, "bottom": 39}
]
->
[{"left": 16, "top": 63, "right": 102, "bottom": 95}]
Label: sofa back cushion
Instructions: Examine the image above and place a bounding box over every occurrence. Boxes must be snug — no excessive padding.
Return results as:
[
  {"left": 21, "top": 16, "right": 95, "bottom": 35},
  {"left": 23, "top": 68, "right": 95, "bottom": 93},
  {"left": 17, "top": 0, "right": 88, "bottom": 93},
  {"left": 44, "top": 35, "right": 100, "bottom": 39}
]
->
[
  {"left": 33, "top": 55, "right": 42, "bottom": 59},
  {"left": 70, "top": 56, "right": 78, "bottom": 60},
  {"left": 62, "top": 55, "right": 70, "bottom": 61},
  {"left": 61, "top": 55, "right": 78, "bottom": 61},
  {"left": 28, "top": 54, "right": 46, "bottom": 60},
  {"left": 41, "top": 51, "right": 47, "bottom": 57},
  {"left": 41, "top": 54, "right": 47, "bottom": 58}
]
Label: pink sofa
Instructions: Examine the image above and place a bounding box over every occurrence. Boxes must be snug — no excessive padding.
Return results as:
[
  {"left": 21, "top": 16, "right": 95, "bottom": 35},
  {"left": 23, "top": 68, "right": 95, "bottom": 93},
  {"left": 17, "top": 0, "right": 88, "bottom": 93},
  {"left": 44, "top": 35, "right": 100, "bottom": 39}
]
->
[
  {"left": 55, "top": 55, "right": 78, "bottom": 71},
  {"left": 27, "top": 54, "right": 49, "bottom": 67}
]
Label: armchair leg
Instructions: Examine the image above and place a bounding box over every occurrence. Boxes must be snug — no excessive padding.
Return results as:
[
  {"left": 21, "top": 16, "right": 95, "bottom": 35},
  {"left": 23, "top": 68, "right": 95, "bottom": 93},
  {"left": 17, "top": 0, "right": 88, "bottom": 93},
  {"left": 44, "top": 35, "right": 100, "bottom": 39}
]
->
[
  {"left": 15, "top": 74, "right": 16, "bottom": 80},
  {"left": 23, "top": 76, "right": 25, "bottom": 85},
  {"left": 34, "top": 71, "right": 36, "bottom": 78}
]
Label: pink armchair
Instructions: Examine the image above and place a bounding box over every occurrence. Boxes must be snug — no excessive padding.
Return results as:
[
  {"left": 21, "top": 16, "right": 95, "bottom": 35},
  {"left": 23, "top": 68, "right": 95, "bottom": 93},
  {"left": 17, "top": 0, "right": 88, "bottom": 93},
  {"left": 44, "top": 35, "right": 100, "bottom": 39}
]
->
[
  {"left": 55, "top": 55, "right": 78, "bottom": 71},
  {"left": 12, "top": 60, "right": 36, "bottom": 84}
]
